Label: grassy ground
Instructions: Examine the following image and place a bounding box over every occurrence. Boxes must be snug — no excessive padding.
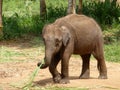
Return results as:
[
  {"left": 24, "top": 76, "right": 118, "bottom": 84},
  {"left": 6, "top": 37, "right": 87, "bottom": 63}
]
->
[
  {"left": 0, "top": 37, "right": 120, "bottom": 63},
  {"left": 30, "top": 86, "right": 88, "bottom": 90},
  {"left": 104, "top": 42, "right": 120, "bottom": 62},
  {"left": 0, "top": 37, "right": 44, "bottom": 63}
]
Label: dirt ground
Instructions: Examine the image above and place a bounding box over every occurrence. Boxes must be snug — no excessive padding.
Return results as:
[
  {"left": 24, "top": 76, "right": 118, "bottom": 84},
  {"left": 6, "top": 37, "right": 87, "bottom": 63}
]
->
[
  {"left": 0, "top": 59, "right": 120, "bottom": 90},
  {"left": 0, "top": 40, "right": 120, "bottom": 90}
]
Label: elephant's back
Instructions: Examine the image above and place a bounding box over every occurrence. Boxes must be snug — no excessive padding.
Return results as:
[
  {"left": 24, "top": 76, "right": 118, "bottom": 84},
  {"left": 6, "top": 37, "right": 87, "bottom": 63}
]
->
[
  {"left": 64, "top": 14, "right": 90, "bottom": 22},
  {"left": 63, "top": 14, "right": 102, "bottom": 38},
  {"left": 55, "top": 14, "right": 103, "bottom": 41},
  {"left": 64, "top": 14, "right": 103, "bottom": 54},
  {"left": 56, "top": 14, "right": 102, "bottom": 33}
]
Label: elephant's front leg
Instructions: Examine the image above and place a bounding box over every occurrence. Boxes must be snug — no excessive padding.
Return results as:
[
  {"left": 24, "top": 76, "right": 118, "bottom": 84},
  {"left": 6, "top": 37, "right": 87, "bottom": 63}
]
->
[
  {"left": 49, "top": 54, "right": 61, "bottom": 83},
  {"left": 60, "top": 52, "right": 72, "bottom": 84}
]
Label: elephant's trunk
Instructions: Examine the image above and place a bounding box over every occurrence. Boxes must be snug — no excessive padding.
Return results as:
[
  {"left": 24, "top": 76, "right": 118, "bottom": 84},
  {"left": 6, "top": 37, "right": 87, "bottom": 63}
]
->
[
  {"left": 37, "top": 49, "right": 53, "bottom": 69},
  {"left": 37, "top": 58, "right": 50, "bottom": 69}
]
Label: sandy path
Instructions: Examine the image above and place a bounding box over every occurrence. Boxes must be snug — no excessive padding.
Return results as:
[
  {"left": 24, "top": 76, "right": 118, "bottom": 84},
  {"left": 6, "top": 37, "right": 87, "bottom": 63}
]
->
[{"left": 0, "top": 57, "right": 120, "bottom": 90}]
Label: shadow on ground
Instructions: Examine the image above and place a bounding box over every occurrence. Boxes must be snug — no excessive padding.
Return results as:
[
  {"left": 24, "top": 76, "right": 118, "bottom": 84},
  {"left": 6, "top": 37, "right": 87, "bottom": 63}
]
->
[
  {"left": 33, "top": 76, "right": 98, "bottom": 87},
  {"left": 0, "top": 36, "right": 44, "bottom": 49}
]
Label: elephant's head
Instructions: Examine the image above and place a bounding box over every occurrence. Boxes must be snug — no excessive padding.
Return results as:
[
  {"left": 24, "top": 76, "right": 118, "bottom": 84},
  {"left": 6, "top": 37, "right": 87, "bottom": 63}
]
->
[{"left": 37, "top": 24, "right": 71, "bottom": 69}]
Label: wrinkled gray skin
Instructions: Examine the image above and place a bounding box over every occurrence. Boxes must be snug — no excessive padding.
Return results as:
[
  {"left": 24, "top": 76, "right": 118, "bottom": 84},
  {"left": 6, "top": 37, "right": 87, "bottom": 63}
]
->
[{"left": 37, "top": 14, "right": 107, "bottom": 84}]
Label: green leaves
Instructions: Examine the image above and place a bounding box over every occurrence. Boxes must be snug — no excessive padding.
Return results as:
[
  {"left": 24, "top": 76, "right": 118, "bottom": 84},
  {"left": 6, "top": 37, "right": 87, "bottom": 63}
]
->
[
  {"left": 82, "top": 0, "right": 120, "bottom": 25},
  {"left": 2, "top": 0, "right": 120, "bottom": 40},
  {"left": 22, "top": 59, "right": 44, "bottom": 90}
]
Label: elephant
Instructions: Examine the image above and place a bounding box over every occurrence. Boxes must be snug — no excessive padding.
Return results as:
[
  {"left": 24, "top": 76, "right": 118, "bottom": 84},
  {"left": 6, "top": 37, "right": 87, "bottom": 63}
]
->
[{"left": 37, "top": 14, "right": 107, "bottom": 84}]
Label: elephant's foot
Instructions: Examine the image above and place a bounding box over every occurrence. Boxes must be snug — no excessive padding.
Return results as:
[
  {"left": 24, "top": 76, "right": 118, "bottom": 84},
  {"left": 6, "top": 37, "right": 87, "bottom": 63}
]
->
[
  {"left": 98, "top": 73, "right": 107, "bottom": 79},
  {"left": 53, "top": 75, "right": 70, "bottom": 84},
  {"left": 37, "top": 62, "right": 48, "bottom": 69},
  {"left": 53, "top": 74, "right": 62, "bottom": 83},
  {"left": 79, "top": 72, "right": 90, "bottom": 79},
  {"left": 79, "top": 74, "right": 90, "bottom": 79},
  {"left": 59, "top": 78, "right": 70, "bottom": 84}
]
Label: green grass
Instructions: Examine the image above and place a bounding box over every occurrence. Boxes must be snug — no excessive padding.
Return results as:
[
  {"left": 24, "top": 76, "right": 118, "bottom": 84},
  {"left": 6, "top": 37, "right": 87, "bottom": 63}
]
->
[
  {"left": 0, "top": 37, "right": 44, "bottom": 63},
  {"left": 0, "top": 37, "right": 120, "bottom": 63},
  {"left": 104, "top": 41, "right": 120, "bottom": 62},
  {"left": 30, "top": 86, "right": 88, "bottom": 90},
  {"left": 0, "top": 46, "right": 25, "bottom": 62}
]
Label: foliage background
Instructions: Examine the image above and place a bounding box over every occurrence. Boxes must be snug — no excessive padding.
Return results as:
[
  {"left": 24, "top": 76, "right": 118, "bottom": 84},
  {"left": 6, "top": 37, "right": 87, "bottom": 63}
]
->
[{"left": 1, "top": 0, "right": 120, "bottom": 42}]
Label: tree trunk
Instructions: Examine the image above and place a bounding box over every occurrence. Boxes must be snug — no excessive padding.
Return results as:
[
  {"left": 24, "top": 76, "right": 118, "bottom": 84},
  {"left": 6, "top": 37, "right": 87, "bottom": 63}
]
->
[
  {"left": 111, "top": 0, "right": 117, "bottom": 7},
  {"left": 0, "top": 0, "right": 3, "bottom": 37},
  {"left": 40, "top": 0, "right": 47, "bottom": 20},
  {"left": 78, "top": 0, "right": 82, "bottom": 14},
  {"left": 67, "top": 0, "right": 76, "bottom": 14}
]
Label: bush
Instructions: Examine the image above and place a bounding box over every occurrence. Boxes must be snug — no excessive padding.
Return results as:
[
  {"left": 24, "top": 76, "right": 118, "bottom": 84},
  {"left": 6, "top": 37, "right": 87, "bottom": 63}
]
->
[
  {"left": 103, "top": 24, "right": 120, "bottom": 43},
  {"left": 3, "top": 13, "right": 22, "bottom": 39},
  {"left": 82, "top": 0, "right": 120, "bottom": 25},
  {"left": 1, "top": 0, "right": 120, "bottom": 40},
  {"left": 2, "top": 0, "right": 67, "bottom": 40}
]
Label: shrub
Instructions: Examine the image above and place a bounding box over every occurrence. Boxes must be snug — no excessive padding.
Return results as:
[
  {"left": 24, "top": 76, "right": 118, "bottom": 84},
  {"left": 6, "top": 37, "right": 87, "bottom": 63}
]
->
[
  {"left": 82, "top": 0, "right": 120, "bottom": 25},
  {"left": 3, "top": 13, "right": 22, "bottom": 39},
  {"left": 1, "top": 0, "right": 120, "bottom": 40}
]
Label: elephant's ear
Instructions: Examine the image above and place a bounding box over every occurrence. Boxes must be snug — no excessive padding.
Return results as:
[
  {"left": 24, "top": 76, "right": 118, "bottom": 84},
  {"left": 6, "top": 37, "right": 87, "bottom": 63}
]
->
[{"left": 61, "top": 26, "right": 70, "bottom": 46}]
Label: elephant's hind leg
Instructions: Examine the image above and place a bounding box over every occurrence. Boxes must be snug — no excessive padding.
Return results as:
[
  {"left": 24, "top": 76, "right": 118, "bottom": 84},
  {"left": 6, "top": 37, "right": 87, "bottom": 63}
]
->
[
  {"left": 79, "top": 54, "right": 91, "bottom": 79},
  {"left": 92, "top": 42, "right": 107, "bottom": 79}
]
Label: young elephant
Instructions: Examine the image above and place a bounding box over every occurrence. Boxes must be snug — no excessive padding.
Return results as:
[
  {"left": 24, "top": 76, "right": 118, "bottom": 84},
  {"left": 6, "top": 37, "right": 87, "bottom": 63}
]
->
[{"left": 37, "top": 14, "right": 107, "bottom": 84}]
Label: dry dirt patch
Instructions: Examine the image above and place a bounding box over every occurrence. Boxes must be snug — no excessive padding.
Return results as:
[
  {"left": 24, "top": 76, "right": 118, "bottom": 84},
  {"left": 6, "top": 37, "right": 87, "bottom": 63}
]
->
[{"left": 0, "top": 58, "right": 120, "bottom": 90}]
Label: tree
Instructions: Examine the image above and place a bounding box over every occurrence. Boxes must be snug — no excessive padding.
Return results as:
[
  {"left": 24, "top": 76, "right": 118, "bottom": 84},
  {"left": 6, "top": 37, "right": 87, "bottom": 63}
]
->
[
  {"left": 40, "top": 0, "right": 83, "bottom": 19},
  {"left": 40, "top": 0, "right": 47, "bottom": 20},
  {"left": 78, "top": 0, "right": 82, "bottom": 14},
  {"left": 0, "top": 0, "right": 83, "bottom": 36},
  {"left": 0, "top": 0, "right": 2, "bottom": 37},
  {"left": 67, "top": 0, "right": 82, "bottom": 14},
  {"left": 67, "top": 0, "right": 76, "bottom": 14}
]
